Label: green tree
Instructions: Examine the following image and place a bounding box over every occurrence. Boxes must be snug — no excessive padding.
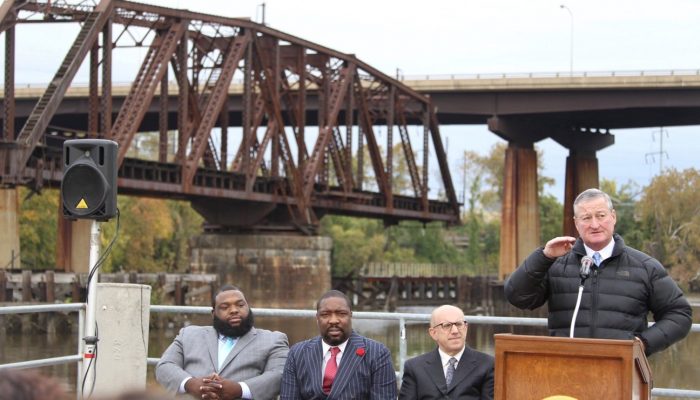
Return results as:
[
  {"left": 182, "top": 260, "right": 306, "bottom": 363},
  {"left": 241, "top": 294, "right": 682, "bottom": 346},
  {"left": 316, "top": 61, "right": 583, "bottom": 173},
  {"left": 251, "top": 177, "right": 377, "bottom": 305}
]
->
[
  {"left": 635, "top": 168, "right": 700, "bottom": 284},
  {"left": 320, "top": 216, "right": 387, "bottom": 276},
  {"left": 450, "top": 174, "right": 500, "bottom": 275},
  {"left": 600, "top": 179, "right": 644, "bottom": 249},
  {"left": 167, "top": 199, "right": 204, "bottom": 271},
  {"left": 385, "top": 221, "right": 461, "bottom": 264},
  {"left": 101, "top": 196, "right": 202, "bottom": 273},
  {"left": 539, "top": 193, "right": 563, "bottom": 244},
  {"left": 455, "top": 142, "right": 560, "bottom": 259},
  {"left": 18, "top": 188, "right": 59, "bottom": 269}
]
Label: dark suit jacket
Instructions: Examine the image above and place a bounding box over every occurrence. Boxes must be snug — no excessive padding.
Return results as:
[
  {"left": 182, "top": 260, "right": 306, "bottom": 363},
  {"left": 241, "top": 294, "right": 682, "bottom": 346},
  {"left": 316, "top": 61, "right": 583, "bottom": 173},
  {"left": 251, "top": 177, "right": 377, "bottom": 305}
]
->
[
  {"left": 280, "top": 332, "right": 397, "bottom": 399},
  {"left": 398, "top": 347, "right": 494, "bottom": 400}
]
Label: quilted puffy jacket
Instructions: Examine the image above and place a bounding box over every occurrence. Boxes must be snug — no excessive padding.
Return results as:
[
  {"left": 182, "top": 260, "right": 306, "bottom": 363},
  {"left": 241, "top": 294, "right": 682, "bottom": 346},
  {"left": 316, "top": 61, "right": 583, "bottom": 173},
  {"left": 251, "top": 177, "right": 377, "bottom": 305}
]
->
[{"left": 505, "top": 234, "right": 692, "bottom": 355}]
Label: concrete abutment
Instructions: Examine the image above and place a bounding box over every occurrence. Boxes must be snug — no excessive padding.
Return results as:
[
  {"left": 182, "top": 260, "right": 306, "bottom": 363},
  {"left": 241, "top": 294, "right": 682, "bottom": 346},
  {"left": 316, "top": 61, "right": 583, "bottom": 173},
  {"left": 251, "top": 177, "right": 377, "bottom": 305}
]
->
[{"left": 190, "top": 233, "right": 332, "bottom": 309}]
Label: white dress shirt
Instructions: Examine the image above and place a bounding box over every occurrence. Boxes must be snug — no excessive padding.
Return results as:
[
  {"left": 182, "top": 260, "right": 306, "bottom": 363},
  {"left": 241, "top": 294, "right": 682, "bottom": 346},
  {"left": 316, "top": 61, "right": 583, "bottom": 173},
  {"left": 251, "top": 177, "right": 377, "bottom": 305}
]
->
[
  {"left": 584, "top": 238, "right": 615, "bottom": 265},
  {"left": 321, "top": 339, "right": 349, "bottom": 380},
  {"left": 438, "top": 346, "right": 466, "bottom": 378}
]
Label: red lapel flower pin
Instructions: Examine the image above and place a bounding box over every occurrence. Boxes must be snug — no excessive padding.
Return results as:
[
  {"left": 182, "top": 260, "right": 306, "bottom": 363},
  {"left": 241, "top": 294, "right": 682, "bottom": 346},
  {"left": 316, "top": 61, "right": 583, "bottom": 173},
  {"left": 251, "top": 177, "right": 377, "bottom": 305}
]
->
[{"left": 356, "top": 348, "right": 366, "bottom": 357}]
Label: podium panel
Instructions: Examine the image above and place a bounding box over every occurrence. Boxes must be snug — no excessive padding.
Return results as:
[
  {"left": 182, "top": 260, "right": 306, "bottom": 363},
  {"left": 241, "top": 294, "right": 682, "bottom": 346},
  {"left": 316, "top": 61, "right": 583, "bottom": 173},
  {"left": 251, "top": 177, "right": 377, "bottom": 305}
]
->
[{"left": 495, "top": 334, "right": 651, "bottom": 400}]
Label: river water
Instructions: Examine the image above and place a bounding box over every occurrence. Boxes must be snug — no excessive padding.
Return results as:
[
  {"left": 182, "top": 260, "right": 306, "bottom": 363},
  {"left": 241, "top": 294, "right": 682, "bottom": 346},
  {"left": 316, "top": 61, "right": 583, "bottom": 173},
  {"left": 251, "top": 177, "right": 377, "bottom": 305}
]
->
[{"left": 1, "top": 305, "right": 698, "bottom": 398}]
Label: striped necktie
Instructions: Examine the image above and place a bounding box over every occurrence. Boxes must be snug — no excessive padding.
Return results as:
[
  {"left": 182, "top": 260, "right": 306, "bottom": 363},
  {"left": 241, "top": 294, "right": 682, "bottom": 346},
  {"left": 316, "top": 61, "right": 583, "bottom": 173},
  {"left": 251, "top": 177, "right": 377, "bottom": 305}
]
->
[{"left": 593, "top": 252, "right": 602, "bottom": 267}]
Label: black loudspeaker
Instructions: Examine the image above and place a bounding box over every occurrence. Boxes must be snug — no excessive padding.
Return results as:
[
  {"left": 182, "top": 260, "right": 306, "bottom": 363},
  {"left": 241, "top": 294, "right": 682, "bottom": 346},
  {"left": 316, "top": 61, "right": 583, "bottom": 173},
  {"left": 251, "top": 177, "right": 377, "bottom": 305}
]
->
[{"left": 61, "top": 139, "right": 118, "bottom": 221}]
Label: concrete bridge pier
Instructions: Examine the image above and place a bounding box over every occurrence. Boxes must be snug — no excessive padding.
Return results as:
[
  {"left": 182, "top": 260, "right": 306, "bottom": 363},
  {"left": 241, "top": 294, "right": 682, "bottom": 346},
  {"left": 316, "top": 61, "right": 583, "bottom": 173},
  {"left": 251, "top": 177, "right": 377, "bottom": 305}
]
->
[
  {"left": 563, "top": 152, "right": 600, "bottom": 235},
  {"left": 0, "top": 187, "right": 20, "bottom": 269},
  {"left": 190, "top": 233, "right": 332, "bottom": 308},
  {"left": 553, "top": 130, "right": 614, "bottom": 237},
  {"left": 56, "top": 213, "right": 92, "bottom": 272},
  {"left": 488, "top": 117, "right": 546, "bottom": 280},
  {"left": 499, "top": 143, "right": 540, "bottom": 281}
]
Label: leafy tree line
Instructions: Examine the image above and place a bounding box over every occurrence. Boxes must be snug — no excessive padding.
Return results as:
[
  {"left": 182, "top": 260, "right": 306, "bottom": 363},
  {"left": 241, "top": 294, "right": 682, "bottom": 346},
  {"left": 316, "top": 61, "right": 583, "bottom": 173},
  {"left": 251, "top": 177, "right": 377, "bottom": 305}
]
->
[
  {"left": 16, "top": 134, "right": 700, "bottom": 288},
  {"left": 19, "top": 188, "right": 203, "bottom": 273}
]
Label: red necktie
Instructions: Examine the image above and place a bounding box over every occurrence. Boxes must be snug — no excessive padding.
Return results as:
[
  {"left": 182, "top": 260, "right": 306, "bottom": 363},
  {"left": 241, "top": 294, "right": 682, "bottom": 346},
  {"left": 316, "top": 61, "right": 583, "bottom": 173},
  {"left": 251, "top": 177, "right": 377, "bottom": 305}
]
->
[{"left": 322, "top": 346, "right": 340, "bottom": 394}]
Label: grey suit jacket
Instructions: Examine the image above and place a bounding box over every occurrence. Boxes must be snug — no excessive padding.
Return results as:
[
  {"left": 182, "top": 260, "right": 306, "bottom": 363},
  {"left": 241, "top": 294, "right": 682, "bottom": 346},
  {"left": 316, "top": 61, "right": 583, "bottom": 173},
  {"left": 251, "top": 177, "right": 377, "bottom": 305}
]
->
[
  {"left": 155, "top": 325, "right": 289, "bottom": 399},
  {"left": 280, "top": 332, "right": 397, "bottom": 399},
  {"left": 398, "top": 347, "right": 494, "bottom": 400}
]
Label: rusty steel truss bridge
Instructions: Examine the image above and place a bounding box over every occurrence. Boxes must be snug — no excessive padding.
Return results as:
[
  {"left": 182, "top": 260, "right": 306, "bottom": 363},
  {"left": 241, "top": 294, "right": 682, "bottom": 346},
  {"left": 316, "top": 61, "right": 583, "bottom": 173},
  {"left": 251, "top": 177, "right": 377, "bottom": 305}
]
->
[{"left": 0, "top": 0, "right": 460, "bottom": 233}]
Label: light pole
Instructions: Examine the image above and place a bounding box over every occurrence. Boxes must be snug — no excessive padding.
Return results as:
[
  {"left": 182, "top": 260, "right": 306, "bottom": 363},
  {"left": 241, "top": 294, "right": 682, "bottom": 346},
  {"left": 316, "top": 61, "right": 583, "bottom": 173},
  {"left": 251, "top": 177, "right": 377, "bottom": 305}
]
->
[{"left": 560, "top": 4, "right": 574, "bottom": 76}]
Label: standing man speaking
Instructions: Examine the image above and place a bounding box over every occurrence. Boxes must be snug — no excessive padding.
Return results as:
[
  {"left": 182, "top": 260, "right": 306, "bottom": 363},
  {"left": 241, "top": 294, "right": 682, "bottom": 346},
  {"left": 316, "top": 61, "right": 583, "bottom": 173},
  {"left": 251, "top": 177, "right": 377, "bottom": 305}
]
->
[{"left": 506, "top": 188, "right": 692, "bottom": 355}]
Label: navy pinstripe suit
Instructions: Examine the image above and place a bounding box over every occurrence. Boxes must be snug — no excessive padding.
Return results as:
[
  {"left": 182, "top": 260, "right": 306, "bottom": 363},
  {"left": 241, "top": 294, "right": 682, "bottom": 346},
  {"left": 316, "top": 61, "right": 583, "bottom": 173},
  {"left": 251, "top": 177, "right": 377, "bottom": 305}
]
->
[{"left": 280, "top": 332, "right": 397, "bottom": 400}]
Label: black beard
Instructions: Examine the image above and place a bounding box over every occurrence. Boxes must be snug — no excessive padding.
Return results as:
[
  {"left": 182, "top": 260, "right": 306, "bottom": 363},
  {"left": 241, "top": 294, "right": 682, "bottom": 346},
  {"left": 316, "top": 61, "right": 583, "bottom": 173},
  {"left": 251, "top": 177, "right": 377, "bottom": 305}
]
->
[
  {"left": 213, "top": 309, "right": 254, "bottom": 338},
  {"left": 322, "top": 327, "right": 348, "bottom": 346}
]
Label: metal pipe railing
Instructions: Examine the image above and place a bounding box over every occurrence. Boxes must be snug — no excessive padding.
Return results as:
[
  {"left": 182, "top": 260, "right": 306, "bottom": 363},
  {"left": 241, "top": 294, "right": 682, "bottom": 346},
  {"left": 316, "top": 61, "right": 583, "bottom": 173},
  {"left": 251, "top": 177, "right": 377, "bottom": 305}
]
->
[
  {"left": 1, "top": 303, "right": 698, "bottom": 398},
  {"left": 0, "top": 303, "right": 84, "bottom": 314},
  {"left": 399, "top": 69, "right": 700, "bottom": 81},
  {"left": 0, "top": 355, "right": 82, "bottom": 370},
  {"left": 8, "top": 68, "right": 700, "bottom": 90}
]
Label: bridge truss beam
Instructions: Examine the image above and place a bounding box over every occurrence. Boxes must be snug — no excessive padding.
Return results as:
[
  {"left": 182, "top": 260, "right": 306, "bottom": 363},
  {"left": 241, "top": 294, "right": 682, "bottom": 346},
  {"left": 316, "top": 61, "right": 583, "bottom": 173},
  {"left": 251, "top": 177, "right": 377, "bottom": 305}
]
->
[{"left": 0, "top": 0, "right": 460, "bottom": 233}]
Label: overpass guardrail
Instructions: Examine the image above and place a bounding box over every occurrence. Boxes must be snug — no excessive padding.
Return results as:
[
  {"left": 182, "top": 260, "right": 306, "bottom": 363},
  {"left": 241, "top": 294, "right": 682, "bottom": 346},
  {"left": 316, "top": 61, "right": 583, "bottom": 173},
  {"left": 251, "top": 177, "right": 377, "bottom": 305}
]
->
[
  {"left": 398, "top": 69, "right": 700, "bottom": 81},
  {"left": 6, "top": 69, "right": 700, "bottom": 91},
  {"left": 0, "top": 303, "right": 699, "bottom": 398}
]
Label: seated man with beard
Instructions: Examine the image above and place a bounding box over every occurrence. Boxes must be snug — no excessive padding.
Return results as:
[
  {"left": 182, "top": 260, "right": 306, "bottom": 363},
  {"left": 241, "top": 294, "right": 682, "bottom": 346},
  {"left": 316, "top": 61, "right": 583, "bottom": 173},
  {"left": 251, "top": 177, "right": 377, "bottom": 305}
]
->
[{"left": 156, "top": 285, "right": 289, "bottom": 399}]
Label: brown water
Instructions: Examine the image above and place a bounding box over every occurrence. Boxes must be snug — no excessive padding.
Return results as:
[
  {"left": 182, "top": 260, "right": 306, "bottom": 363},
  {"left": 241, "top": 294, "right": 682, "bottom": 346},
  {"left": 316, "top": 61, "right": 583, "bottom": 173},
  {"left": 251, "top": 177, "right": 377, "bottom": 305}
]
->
[{"left": 1, "top": 307, "right": 698, "bottom": 398}]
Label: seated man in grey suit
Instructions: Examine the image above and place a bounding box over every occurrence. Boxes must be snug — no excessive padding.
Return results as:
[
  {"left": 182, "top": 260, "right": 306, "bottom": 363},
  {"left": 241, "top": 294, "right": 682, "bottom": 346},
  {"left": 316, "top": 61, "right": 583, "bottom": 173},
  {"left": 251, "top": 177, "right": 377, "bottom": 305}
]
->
[
  {"left": 280, "top": 290, "right": 397, "bottom": 399},
  {"left": 399, "top": 305, "right": 494, "bottom": 400},
  {"left": 156, "top": 285, "right": 289, "bottom": 399}
]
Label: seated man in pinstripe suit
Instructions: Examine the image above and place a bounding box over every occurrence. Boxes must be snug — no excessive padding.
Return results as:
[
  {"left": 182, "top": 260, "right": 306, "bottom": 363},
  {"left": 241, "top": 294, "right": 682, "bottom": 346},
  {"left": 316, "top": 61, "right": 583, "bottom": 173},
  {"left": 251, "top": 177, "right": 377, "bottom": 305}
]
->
[{"left": 280, "top": 290, "right": 397, "bottom": 399}]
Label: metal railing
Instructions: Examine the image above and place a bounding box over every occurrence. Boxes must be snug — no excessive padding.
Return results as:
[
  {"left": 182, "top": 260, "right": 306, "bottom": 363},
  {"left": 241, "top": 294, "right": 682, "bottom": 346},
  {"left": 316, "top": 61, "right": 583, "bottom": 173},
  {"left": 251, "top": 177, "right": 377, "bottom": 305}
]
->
[
  {"left": 8, "top": 68, "right": 700, "bottom": 91},
  {"left": 1, "top": 303, "right": 699, "bottom": 398},
  {"left": 398, "top": 69, "right": 700, "bottom": 81},
  {"left": 0, "top": 302, "right": 85, "bottom": 395}
]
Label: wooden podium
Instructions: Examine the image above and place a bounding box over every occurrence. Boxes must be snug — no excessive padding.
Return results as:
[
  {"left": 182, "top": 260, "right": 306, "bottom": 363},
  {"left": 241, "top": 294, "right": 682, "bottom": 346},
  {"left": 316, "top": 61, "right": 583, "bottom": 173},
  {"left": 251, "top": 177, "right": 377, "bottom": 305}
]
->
[{"left": 494, "top": 334, "right": 652, "bottom": 400}]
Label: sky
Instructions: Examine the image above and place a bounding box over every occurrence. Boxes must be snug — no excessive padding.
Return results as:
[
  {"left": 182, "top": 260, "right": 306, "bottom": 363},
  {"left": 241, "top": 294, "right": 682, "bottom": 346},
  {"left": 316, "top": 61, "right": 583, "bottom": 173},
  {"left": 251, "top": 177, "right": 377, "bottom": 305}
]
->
[{"left": 6, "top": 0, "right": 700, "bottom": 201}]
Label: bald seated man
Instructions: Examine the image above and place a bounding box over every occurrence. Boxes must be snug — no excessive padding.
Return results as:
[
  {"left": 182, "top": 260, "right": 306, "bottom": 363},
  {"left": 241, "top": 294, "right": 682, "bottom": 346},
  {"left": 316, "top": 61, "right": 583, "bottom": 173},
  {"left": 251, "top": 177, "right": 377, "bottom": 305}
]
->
[{"left": 399, "top": 305, "right": 494, "bottom": 400}]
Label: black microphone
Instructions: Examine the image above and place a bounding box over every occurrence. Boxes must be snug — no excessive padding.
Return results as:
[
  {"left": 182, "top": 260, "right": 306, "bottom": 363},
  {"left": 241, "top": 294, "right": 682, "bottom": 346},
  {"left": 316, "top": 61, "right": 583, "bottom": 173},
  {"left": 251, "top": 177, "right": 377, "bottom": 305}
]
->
[{"left": 580, "top": 255, "right": 593, "bottom": 281}]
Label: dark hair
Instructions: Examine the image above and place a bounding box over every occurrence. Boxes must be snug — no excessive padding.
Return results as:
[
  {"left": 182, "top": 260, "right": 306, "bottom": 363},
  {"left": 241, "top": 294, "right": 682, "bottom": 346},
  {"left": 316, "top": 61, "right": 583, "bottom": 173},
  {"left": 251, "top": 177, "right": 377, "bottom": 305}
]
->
[
  {"left": 316, "top": 290, "right": 352, "bottom": 311},
  {"left": 0, "top": 369, "right": 67, "bottom": 400},
  {"left": 211, "top": 284, "right": 244, "bottom": 308}
]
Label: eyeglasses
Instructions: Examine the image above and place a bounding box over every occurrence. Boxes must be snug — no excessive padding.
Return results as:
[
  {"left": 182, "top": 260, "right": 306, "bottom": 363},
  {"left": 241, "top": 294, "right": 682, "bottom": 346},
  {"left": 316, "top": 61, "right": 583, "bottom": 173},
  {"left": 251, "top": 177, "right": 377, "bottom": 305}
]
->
[{"left": 431, "top": 321, "right": 467, "bottom": 332}]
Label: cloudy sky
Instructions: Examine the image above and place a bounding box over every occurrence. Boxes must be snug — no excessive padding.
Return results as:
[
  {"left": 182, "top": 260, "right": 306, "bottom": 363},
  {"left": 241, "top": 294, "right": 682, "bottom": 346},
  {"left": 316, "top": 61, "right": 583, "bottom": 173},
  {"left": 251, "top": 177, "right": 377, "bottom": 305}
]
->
[{"left": 7, "top": 0, "right": 700, "bottom": 199}]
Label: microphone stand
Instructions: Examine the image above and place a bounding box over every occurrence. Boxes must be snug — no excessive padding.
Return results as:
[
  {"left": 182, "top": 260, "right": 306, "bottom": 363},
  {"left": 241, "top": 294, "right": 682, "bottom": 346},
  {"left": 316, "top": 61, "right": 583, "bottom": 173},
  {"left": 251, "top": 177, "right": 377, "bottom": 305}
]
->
[
  {"left": 569, "top": 256, "right": 593, "bottom": 338},
  {"left": 569, "top": 283, "right": 586, "bottom": 338}
]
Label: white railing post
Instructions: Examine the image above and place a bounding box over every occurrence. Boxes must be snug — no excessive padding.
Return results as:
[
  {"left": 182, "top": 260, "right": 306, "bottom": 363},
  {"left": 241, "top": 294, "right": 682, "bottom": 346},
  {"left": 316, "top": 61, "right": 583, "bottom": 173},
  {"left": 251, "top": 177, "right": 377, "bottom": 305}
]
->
[
  {"left": 399, "top": 317, "right": 407, "bottom": 379},
  {"left": 77, "top": 307, "right": 85, "bottom": 400},
  {"left": 80, "top": 220, "right": 101, "bottom": 399}
]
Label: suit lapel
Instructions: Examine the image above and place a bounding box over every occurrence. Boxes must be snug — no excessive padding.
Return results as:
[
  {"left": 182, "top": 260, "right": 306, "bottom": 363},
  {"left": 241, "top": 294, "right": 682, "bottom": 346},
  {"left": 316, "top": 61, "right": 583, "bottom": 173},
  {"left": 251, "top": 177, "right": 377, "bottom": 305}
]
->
[
  {"left": 206, "top": 327, "right": 219, "bottom": 370},
  {"left": 308, "top": 337, "right": 326, "bottom": 398},
  {"left": 328, "top": 333, "right": 363, "bottom": 398},
  {"left": 425, "top": 348, "right": 450, "bottom": 397},
  {"left": 447, "top": 347, "right": 477, "bottom": 392},
  {"left": 220, "top": 327, "right": 257, "bottom": 372}
]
